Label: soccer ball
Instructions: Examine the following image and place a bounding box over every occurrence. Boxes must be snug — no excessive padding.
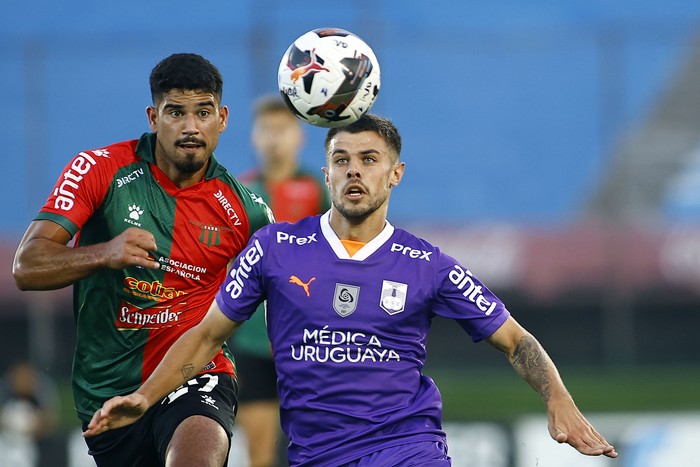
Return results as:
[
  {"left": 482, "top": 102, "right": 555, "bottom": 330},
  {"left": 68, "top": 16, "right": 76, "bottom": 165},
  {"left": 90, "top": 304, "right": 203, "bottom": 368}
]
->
[{"left": 278, "top": 28, "right": 381, "bottom": 128}]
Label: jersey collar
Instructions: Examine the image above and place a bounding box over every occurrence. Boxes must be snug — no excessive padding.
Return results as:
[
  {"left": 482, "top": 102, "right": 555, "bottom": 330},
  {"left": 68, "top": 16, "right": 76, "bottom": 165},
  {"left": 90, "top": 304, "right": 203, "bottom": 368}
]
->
[
  {"left": 135, "top": 132, "right": 229, "bottom": 180},
  {"left": 320, "top": 211, "right": 395, "bottom": 261}
]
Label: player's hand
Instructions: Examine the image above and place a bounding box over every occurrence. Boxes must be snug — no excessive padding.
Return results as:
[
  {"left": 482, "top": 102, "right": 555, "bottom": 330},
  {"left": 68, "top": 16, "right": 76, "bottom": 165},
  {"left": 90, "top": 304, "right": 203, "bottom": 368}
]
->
[
  {"left": 83, "top": 393, "right": 149, "bottom": 437},
  {"left": 102, "top": 227, "right": 160, "bottom": 270},
  {"left": 547, "top": 397, "right": 618, "bottom": 458}
]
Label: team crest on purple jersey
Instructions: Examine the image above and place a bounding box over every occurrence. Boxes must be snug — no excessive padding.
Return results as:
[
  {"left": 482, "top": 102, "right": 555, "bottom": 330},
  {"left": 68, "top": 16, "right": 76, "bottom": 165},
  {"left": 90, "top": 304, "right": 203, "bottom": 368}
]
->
[
  {"left": 380, "top": 280, "right": 407, "bottom": 315},
  {"left": 333, "top": 283, "right": 359, "bottom": 317}
]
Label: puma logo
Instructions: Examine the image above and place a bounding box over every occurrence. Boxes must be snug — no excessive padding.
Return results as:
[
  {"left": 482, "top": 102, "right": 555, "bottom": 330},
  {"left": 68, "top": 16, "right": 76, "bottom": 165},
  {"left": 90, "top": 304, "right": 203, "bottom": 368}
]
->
[{"left": 289, "top": 275, "right": 316, "bottom": 297}]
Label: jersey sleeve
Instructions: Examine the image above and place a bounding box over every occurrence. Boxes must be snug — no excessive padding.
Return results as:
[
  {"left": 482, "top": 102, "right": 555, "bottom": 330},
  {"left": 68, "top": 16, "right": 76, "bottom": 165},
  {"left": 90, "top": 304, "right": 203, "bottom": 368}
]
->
[
  {"left": 432, "top": 250, "right": 510, "bottom": 342},
  {"left": 215, "top": 226, "right": 270, "bottom": 322},
  {"left": 35, "top": 149, "right": 116, "bottom": 237}
]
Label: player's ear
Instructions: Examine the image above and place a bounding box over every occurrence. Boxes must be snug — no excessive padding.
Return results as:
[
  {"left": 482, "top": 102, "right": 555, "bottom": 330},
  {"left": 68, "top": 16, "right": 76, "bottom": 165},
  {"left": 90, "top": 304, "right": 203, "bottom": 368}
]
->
[
  {"left": 389, "top": 162, "right": 405, "bottom": 187},
  {"left": 218, "top": 105, "right": 229, "bottom": 132},
  {"left": 322, "top": 167, "right": 330, "bottom": 188},
  {"left": 146, "top": 106, "right": 158, "bottom": 132}
]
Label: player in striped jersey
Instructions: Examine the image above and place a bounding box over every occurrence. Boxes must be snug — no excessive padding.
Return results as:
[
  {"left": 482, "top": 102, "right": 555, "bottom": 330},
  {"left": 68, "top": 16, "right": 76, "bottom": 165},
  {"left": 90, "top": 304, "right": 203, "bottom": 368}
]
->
[
  {"left": 84, "top": 114, "right": 617, "bottom": 465},
  {"left": 13, "top": 54, "right": 272, "bottom": 467}
]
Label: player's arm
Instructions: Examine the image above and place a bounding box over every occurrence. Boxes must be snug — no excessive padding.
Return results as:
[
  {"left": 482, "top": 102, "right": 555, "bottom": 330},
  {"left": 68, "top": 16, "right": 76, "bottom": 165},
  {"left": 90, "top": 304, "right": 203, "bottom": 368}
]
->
[
  {"left": 13, "top": 220, "right": 160, "bottom": 291},
  {"left": 84, "top": 301, "right": 242, "bottom": 437},
  {"left": 486, "top": 316, "right": 618, "bottom": 458}
]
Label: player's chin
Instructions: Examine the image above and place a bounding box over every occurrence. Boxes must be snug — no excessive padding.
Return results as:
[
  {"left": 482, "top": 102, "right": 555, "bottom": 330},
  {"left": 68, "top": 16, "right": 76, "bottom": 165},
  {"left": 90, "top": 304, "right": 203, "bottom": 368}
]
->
[{"left": 338, "top": 204, "right": 371, "bottom": 220}]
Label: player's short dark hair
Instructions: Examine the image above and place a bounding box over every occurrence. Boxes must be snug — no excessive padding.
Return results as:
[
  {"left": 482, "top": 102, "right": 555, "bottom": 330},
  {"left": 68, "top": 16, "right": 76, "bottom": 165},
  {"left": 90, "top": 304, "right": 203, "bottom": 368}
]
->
[
  {"left": 253, "top": 94, "right": 296, "bottom": 119},
  {"left": 325, "top": 114, "right": 402, "bottom": 160},
  {"left": 149, "top": 53, "right": 224, "bottom": 104}
]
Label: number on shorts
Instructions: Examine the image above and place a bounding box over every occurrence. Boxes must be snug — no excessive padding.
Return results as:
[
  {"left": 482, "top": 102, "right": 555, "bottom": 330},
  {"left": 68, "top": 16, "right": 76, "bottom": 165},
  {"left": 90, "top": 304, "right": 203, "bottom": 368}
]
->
[{"left": 163, "top": 374, "right": 219, "bottom": 404}]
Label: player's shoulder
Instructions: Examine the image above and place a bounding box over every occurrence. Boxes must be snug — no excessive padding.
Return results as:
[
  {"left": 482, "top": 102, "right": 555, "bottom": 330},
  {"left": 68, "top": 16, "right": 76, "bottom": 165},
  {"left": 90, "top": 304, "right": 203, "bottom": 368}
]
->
[
  {"left": 295, "top": 167, "right": 324, "bottom": 180},
  {"left": 255, "top": 215, "right": 321, "bottom": 243},
  {"left": 71, "top": 137, "right": 140, "bottom": 170},
  {"left": 213, "top": 173, "right": 274, "bottom": 229},
  {"left": 390, "top": 227, "right": 441, "bottom": 257},
  {"left": 93, "top": 138, "right": 140, "bottom": 160},
  {"left": 236, "top": 168, "right": 261, "bottom": 185},
  {"left": 64, "top": 138, "right": 141, "bottom": 183}
]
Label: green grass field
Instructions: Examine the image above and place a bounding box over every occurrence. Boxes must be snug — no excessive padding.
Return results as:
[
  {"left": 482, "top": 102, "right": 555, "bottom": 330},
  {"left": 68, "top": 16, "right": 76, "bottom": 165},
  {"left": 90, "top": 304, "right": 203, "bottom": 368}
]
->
[
  {"left": 428, "top": 364, "right": 700, "bottom": 422},
  {"left": 54, "top": 364, "right": 700, "bottom": 430}
]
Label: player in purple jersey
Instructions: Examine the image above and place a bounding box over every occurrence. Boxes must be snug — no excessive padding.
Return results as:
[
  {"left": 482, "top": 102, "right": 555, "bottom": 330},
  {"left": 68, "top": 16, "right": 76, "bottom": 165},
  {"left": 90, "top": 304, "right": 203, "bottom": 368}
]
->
[{"left": 84, "top": 114, "right": 618, "bottom": 465}]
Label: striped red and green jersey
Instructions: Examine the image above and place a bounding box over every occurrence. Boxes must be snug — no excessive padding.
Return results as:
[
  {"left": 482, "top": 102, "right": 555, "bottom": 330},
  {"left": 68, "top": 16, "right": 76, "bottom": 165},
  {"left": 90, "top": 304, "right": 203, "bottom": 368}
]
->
[
  {"left": 238, "top": 168, "right": 330, "bottom": 224},
  {"left": 36, "top": 133, "right": 272, "bottom": 422}
]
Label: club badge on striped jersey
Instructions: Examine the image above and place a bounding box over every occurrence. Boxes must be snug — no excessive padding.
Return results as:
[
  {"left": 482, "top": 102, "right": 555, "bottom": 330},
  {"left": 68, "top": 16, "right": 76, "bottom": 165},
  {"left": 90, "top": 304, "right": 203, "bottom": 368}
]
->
[
  {"left": 188, "top": 220, "right": 235, "bottom": 247},
  {"left": 380, "top": 280, "right": 407, "bottom": 315},
  {"left": 333, "top": 283, "right": 359, "bottom": 317}
]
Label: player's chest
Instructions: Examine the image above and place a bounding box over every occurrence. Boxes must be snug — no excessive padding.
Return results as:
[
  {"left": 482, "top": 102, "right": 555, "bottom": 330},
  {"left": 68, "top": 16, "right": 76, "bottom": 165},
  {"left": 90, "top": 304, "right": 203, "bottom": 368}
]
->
[
  {"left": 267, "top": 253, "right": 434, "bottom": 328},
  {"left": 99, "top": 174, "right": 249, "bottom": 262}
]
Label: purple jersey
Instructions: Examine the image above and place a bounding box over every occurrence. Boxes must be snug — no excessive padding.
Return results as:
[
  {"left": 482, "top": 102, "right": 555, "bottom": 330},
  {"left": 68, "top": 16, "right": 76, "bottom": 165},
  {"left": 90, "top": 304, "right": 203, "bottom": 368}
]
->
[{"left": 216, "top": 212, "right": 510, "bottom": 466}]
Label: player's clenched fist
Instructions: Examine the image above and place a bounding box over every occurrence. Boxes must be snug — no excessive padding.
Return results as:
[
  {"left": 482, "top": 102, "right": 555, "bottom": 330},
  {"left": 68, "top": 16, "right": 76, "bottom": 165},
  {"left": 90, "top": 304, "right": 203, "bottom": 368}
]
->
[{"left": 101, "top": 227, "right": 160, "bottom": 270}]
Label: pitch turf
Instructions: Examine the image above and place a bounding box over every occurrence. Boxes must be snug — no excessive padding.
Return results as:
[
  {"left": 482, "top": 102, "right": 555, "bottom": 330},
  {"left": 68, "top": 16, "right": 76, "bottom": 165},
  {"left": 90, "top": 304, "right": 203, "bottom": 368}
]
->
[{"left": 427, "top": 364, "right": 700, "bottom": 421}]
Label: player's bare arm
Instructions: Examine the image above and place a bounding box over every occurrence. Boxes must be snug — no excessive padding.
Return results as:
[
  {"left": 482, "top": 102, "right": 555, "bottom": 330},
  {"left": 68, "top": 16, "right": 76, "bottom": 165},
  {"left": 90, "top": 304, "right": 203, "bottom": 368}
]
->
[
  {"left": 487, "top": 317, "right": 618, "bottom": 458},
  {"left": 13, "top": 220, "right": 160, "bottom": 290},
  {"left": 84, "top": 302, "right": 242, "bottom": 437}
]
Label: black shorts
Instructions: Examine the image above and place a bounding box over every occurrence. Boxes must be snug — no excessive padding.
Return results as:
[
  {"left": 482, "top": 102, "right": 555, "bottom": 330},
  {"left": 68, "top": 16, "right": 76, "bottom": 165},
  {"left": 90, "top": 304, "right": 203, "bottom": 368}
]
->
[
  {"left": 234, "top": 351, "right": 279, "bottom": 403},
  {"left": 83, "top": 372, "right": 238, "bottom": 467}
]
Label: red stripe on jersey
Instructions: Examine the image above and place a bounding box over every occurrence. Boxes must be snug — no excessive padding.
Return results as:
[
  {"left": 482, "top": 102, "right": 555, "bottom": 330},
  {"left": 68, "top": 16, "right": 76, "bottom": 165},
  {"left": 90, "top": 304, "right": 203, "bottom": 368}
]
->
[{"left": 139, "top": 176, "right": 251, "bottom": 381}]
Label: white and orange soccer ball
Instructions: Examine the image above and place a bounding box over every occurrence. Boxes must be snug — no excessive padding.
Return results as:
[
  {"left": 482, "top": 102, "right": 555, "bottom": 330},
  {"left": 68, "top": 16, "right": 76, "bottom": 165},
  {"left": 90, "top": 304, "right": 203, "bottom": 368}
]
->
[{"left": 278, "top": 28, "right": 381, "bottom": 128}]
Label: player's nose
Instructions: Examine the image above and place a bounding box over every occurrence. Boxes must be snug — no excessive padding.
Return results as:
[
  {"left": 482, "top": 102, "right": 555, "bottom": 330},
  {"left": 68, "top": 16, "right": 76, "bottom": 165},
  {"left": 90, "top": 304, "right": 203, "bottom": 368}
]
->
[
  {"left": 345, "top": 159, "right": 361, "bottom": 178},
  {"left": 182, "top": 113, "right": 200, "bottom": 134}
]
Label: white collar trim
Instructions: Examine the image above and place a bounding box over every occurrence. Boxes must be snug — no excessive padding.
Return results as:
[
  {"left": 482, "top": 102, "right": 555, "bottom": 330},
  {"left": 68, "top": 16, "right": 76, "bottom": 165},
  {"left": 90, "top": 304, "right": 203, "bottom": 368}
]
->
[{"left": 320, "top": 211, "right": 395, "bottom": 261}]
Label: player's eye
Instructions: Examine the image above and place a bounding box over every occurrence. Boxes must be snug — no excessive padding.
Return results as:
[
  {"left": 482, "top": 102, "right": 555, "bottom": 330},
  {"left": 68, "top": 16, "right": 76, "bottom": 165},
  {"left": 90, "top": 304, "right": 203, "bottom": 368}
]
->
[
  {"left": 199, "top": 110, "right": 211, "bottom": 118},
  {"left": 170, "top": 110, "right": 182, "bottom": 117}
]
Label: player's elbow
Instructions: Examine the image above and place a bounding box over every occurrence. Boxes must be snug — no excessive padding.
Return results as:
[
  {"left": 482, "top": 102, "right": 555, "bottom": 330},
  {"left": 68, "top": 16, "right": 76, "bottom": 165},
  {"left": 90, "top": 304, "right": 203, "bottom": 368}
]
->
[
  {"left": 12, "top": 258, "right": 34, "bottom": 291},
  {"left": 12, "top": 254, "right": 54, "bottom": 291}
]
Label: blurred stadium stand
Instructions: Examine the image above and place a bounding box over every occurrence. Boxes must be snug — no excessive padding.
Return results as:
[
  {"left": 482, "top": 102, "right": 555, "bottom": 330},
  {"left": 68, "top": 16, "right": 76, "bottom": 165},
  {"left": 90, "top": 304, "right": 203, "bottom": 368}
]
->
[{"left": 3, "top": 1, "right": 700, "bottom": 466}]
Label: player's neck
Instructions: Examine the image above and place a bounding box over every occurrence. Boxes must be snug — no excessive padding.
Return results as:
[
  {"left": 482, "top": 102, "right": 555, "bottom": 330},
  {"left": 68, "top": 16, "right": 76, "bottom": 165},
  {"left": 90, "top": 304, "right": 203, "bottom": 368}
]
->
[
  {"left": 262, "top": 158, "right": 298, "bottom": 182},
  {"left": 328, "top": 207, "right": 388, "bottom": 243}
]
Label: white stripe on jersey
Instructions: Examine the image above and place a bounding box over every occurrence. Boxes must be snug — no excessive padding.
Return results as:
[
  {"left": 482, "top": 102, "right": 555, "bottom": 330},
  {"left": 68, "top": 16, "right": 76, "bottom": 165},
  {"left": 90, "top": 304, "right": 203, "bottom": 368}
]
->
[{"left": 320, "top": 211, "right": 395, "bottom": 261}]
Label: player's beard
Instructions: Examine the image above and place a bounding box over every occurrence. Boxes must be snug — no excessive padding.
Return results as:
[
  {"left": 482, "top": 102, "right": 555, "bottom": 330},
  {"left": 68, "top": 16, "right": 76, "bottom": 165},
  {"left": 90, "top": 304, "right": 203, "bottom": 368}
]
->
[
  {"left": 173, "top": 137, "right": 209, "bottom": 174},
  {"left": 173, "top": 154, "right": 208, "bottom": 174}
]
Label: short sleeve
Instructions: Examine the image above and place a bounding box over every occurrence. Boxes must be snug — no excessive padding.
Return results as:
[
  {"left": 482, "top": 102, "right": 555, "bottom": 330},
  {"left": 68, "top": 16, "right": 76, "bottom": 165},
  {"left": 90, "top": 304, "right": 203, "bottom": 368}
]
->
[
  {"left": 36, "top": 149, "right": 116, "bottom": 236},
  {"left": 432, "top": 251, "right": 510, "bottom": 342},
  {"left": 215, "top": 227, "right": 270, "bottom": 322}
]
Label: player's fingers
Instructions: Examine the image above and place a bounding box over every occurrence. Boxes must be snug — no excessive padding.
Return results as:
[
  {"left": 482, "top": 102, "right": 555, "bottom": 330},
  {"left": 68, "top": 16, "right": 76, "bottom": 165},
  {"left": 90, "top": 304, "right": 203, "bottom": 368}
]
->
[
  {"left": 133, "top": 255, "right": 161, "bottom": 269},
  {"left": 121, "top": 227, "right": 157, "bottom": 251},
  {"left": 100, "top": 396, "right": 129, "bottom": 417},
  {"left": 84, "top": 409, "right": 109, "bottom": 437},
  {"left": 133, "top": 230, "right": 157, "bottom": 251}
]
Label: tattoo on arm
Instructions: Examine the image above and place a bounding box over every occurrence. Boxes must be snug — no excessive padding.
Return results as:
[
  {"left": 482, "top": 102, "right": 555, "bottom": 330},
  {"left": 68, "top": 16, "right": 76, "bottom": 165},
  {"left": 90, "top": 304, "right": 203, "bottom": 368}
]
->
[
  {"left": 181, "top": 364, "right": 195, "bottom": 382},
  {"left": 510, "top": 335, "right": 552, "bottom": 402}
]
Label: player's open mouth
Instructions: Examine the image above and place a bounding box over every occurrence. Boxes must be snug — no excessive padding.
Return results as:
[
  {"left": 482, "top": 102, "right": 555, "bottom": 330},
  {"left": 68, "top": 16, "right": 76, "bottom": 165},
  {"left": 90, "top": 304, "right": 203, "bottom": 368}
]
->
[
  {"left": 177, "top": 137, "right": 205, "bottom": 152},
  {"left": 345, "top": 185, "right": 365, "bottom": 199},
  {"left": 179, "top": 143, "right": 202, "bottom": 151}
]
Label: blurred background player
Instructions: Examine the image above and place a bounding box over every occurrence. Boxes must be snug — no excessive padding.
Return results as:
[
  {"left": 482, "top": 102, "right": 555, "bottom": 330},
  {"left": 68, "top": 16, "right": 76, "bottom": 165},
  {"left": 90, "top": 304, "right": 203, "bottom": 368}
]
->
[
  {"left": 230, "top": 95, "right": 329, "bottom": 467},
  {"left": 0, "top": 361, "right": 59, "bottom": 467}
]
